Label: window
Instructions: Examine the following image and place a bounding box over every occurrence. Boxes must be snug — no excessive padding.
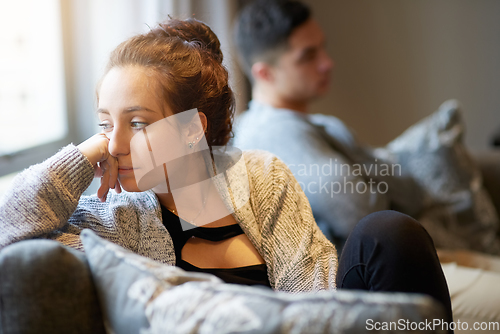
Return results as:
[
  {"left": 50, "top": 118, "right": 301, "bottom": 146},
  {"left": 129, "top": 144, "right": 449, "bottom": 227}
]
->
[
  {"left": 0, "top": 0, "right": 69, "bottom": 177},
  {"left": 0, "top": 0, "right": 242, "bottom": 199}
]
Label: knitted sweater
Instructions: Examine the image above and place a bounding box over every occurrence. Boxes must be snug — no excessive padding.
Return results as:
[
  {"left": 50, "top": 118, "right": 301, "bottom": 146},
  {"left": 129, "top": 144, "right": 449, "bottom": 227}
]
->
[{"left": 0, "top": 145, "right": 337, "bottom": 292}]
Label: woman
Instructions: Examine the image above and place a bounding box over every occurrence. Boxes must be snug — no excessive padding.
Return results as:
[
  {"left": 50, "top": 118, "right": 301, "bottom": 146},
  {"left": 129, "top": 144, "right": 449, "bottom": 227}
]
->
[{"left": 0, "top": 18, "right": 452, "bottom": 324}]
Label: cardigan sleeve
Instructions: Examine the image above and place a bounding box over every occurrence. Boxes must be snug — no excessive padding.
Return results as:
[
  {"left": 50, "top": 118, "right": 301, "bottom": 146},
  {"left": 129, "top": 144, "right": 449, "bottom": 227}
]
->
[
  {"left": 242, "top": 150, "right": 338, "bottom": 292},
  {"left": 0, "top": 145, "right": 100, "bottom": 250}
]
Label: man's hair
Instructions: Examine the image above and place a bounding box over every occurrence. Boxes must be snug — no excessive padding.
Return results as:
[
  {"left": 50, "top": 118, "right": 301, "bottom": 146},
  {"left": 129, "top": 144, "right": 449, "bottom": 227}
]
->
[{"left": 234, "top": 0, "right": 311, "bottom": 78}]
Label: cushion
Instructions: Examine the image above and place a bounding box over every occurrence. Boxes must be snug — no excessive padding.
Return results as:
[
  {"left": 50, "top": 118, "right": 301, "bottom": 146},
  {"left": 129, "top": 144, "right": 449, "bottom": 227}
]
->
[
  {"left": 441, "top": 262, "right": 500, "bottom": 325},
  {"left": 373, "top": 100, "right": 500, "bottom": 254},
  {"left": 0, "top": 239, "right": 105, "bottom": 334},
  {"left": 81, "top": 229, "right": 446, "bottom": 334}
]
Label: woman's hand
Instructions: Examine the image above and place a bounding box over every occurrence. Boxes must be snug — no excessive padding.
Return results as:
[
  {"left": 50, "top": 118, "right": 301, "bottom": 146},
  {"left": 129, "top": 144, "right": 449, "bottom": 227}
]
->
[{"left": 77, "top": 133, "right": 122, "bottom": 202}]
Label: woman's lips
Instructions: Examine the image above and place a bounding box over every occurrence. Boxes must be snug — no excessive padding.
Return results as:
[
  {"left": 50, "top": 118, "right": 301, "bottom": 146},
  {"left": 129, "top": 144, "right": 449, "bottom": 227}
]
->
[{"left": 118, "top": 167, "right": 136, "bottom": 175}]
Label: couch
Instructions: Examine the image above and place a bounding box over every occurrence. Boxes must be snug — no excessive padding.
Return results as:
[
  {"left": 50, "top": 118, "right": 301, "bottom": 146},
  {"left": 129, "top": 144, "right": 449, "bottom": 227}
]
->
[
  {"left": 436, "top": 150, "right": 500, "bottom": 333},
  {"left": 0, "top": 151, "right": 497, "bottom": 334},
  {"left": 0, "top": 232, "right": 449, "bottom": 334}
]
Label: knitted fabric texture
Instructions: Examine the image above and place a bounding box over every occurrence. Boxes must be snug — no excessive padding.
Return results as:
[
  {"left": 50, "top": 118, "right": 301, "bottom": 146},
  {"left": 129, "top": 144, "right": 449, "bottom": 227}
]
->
[{"left": 0, "top": 145, "right": 337, "bottom": 292}]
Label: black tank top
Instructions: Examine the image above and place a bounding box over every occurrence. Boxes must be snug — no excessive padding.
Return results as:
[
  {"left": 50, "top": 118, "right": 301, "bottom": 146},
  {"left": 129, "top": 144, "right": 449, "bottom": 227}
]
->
[{"left": 161, "top": 205, "right": 271, "bottom": 288}]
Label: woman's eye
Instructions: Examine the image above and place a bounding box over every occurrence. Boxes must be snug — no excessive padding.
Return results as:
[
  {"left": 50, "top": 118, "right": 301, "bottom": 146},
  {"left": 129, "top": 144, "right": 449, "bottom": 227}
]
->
[
  {"left": 131, "top": 122, "right": 148, "bottom": 130},
  {"left": 98, "top": 123, "right": 113, "bottom": 131}
]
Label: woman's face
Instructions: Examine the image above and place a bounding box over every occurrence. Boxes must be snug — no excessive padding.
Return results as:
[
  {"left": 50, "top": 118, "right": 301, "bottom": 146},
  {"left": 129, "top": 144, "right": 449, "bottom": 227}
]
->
[{"left": 97, "top": 65, "right": 174, "bottom": 192}]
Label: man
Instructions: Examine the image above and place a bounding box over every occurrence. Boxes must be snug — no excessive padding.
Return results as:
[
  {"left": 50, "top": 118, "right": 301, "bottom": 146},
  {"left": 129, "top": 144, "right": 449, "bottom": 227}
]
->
[{"left": 232, "top": 0, "right": 420, "bottom": 248}]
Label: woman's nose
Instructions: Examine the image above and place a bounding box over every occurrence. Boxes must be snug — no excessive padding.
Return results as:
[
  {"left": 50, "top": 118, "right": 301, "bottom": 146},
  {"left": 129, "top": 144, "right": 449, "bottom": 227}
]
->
[{"left": 107, "top": 128, "right": 130, "bottom": 157}]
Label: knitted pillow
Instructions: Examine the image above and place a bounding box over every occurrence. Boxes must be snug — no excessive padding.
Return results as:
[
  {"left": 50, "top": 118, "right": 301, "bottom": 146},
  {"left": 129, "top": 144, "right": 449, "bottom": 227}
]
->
[
  {"left": 374, "top": 100, "right": 500, "bottom": 254},
  {"left": 80, "top": 229, "right": 445, "bottom": 333},
  {"left": 80, "top": 229, "right": 221, "bottom": 334}
]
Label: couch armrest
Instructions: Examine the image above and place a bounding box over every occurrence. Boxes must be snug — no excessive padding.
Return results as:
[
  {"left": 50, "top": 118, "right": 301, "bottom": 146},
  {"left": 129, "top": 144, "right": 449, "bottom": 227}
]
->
[
  {"left": 0, "top": 240, "right": 106, "bottom": 334},
  {"left": 473, "top": 150, "right": 500, "bottom": 217}
]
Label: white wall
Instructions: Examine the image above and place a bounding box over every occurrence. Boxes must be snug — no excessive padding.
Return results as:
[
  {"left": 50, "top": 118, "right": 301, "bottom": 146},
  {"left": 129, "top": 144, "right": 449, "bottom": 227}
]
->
[
  {"left": 187, "top": 0, "right": 249, "bottom": 114},
  {"left": 303, "top": 0, "right": 500, "bottom": 150}
]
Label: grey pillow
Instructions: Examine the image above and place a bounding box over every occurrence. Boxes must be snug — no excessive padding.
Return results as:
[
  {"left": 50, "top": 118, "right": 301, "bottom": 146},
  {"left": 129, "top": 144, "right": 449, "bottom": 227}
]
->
[
  {"left": 80, "top": 229, "right": 221, "bottom": 334},
  {"left": 374, "top": 100, "right": 500, "bottom": 254},
  {"left": 80, "top": 229, "right": 446, "bottom": 334}
]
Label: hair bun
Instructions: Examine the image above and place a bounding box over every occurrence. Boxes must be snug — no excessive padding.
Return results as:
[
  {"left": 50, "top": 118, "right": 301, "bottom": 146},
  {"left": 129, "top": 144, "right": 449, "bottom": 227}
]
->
[{"left": 158, "top": 18, "right": 223, "bottom": 64}]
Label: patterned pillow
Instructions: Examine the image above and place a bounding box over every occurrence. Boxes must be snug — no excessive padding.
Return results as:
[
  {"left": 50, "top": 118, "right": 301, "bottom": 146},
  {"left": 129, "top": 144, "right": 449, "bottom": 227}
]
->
[
  {"left": 374, "top": 100, "right": 500, "bottom": 254},
  {"left": 80, "top": 229, "right": 445, "bottom": 334}
]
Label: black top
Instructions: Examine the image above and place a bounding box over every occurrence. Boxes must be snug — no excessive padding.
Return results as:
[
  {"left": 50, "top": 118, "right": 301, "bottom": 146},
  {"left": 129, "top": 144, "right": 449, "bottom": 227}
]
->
[{"left": 160, "top": 205, "right": 271, "bottom": 288}]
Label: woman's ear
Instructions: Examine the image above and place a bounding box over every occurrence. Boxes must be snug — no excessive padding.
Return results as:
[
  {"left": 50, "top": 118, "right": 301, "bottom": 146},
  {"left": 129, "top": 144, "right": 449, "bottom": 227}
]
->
[
  {"left": 198, "top": 112, "right": 208, "bottom": 136},
  {"left": 186, "top": 112, "right": 207, "bottom": 145}
]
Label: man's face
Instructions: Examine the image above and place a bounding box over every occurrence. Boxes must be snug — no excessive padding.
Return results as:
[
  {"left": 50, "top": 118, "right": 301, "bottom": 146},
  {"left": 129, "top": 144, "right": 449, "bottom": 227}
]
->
[{"left": 271, "top": 19, "right": 333, "bottom": 103}]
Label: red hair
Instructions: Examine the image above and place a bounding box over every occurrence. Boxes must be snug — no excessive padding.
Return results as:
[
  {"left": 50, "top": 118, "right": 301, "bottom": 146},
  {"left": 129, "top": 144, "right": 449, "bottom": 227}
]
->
[{"left": 100, "top": 18, "right": 235, "bottom": 146}]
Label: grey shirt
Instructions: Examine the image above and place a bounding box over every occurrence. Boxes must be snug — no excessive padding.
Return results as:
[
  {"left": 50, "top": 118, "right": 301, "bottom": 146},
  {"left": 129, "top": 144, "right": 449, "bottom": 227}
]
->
[{"left": 233, "top": 101, "right": 417, "bottom": 245}]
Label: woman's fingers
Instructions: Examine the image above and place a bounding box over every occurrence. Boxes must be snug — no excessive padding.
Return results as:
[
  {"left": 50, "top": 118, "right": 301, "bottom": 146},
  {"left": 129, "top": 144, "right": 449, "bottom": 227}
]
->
[
  {"left": 77, "top": 133, "right": 110, "bottom": 167},
  {"left": 97, "top": 155, "right": 120, "bottom": 202},
  {"left": 114, "top": 179, "right": 122, "bottom": 194},
  {"left": 78, "top": 133, "right": 120, "bottom": 201},
  {"left": 107, "top": 155, "right": 119, "bottom": 190},
  {"left": 97, "top": 160, "right": 110, "bottom": 202}
]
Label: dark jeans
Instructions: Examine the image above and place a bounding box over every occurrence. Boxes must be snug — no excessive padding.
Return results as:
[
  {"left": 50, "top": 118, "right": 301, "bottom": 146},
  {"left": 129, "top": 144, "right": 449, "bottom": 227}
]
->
[{"left": 337, "top": 210, "right": 454, "bottom": 332}]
